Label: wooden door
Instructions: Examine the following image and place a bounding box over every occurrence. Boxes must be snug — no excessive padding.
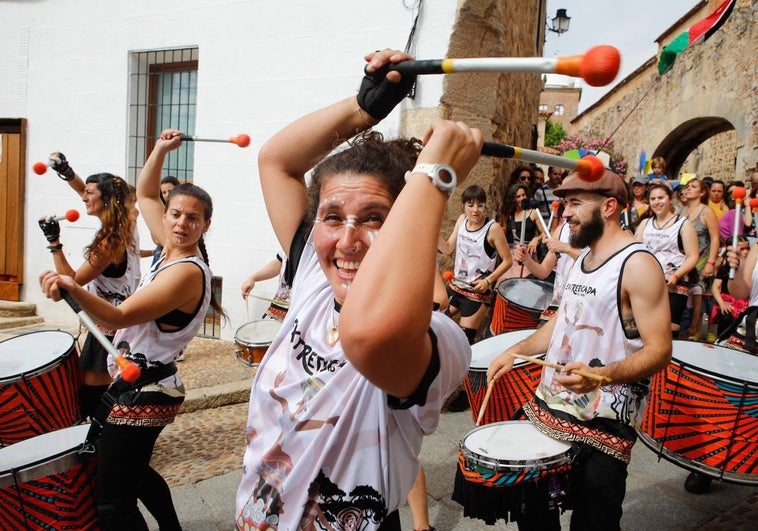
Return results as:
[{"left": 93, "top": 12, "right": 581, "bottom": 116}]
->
[{"left": 0, "top": 119, "right": 26, "bottom": 301}]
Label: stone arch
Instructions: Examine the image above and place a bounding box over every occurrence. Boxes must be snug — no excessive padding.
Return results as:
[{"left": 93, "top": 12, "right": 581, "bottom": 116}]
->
[
  {"left": 654, "top": 117, "right": 736, "bottom": 179},
  {"left": 570, "top": 2, "right": 757, "bottom": 181}
]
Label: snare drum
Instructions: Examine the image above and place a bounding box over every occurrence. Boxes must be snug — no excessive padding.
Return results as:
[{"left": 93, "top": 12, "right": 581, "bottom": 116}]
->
[
  {"left": 464, "top": 330, "right": 544, "bottom": 425},
  {"left": 0, "top": 424, "right": 97, "bottom": 530},
  {"left": 639, "top": 340, "right": 758, "bottom": 485},
  {"left": 0, "top": 331, "right": 81, "bottom": 446},
  {"left": 490, "top": 278, "right": 553, "bottom": 335},
  {"left": 452, "top": 421, "right": 573, "bottom": 525},
  {"left": 234, "top": 319, "right": 282, "bottom": 367}
]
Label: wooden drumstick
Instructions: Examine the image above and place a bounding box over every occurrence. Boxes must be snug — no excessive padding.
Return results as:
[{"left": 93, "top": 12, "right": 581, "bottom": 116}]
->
[
  {"left": 509, "top": 352, "right": 611, "bottom": 383},
  {"left": 476, "top": 381, "right": 495, "bottom": 426},
  {"left": 248, "top": 293, "right": 290, "bottom": 307}
]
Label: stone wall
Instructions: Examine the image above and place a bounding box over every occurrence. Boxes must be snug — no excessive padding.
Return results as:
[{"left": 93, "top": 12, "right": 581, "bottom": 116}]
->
[{"left": 570, "top": 0, "right": 757, "bottom": 183}]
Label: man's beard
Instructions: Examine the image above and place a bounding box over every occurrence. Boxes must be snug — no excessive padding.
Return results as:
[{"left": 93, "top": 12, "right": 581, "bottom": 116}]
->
[{"left": 570, "top": 206, "right": 604, "bottom": 248}]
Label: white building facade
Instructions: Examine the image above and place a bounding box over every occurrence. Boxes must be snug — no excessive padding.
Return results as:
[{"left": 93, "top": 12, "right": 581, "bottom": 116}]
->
[{"left": 0, "top": 0, "right": 458, "bottom": 340}]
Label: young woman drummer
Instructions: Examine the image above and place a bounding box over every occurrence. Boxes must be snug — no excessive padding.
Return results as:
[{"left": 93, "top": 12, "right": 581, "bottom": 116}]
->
[
  {"left": 235, "top": 48, "right": 477, "bottom": 530},
  {"left": 635, "top": 182, "right": 699, "bottom": 336},
  {"left": 40, "top": 131, "right": 221, "bottom": 529},
  {"left": 438, "top": 184, "right": 513, "bottom": 345},
  {"left": 39, "top": 156, "right": 139, "bottom": 419}
]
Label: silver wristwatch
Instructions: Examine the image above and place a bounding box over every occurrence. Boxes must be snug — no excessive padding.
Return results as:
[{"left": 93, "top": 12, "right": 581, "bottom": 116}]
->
[{"left": 405, "top": 163, "right": 457, "bottom": 195}]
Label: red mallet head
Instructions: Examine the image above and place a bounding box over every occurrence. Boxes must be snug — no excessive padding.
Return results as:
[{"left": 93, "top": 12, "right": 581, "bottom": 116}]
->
[
  {"left": 574, "top": 155, "right": 606, "bottom": 182},
  {"left": 732, "top": 186, "right": 746, "bottom": 202},
  {"left": 232, "top": 133, "right": 251, "bottom": 148},
  {"left": 114, "top": 355, "right": 141, "bottom": 382},
  {"left": 33, "top": 161, "right": 48, "bottom": 175},
  {"left": 556, "top": 45, "right": 621, "bottom": 88},
  {"left": 749, "top": 198, "right": 758, "bottom": 211},
  {"left": 120, "top": 363, "right": 141, "bottom": 383},
  {"left": 581, "top": 45, "right": 621, "bottom": 87},
  {"left": 65, "top": 209, "right": 80, "bottom": 222},
  {"left": 551, "top": 200, "right": 560, "bottom": 212},
  {"left": 442, "top": 271, "right": 454, "bottom": 281}
]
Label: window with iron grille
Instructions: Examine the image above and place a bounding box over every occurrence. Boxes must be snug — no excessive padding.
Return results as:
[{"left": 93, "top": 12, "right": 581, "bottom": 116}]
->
[{"left": 128, "top": 47, "right": 198, "bottom": 183}]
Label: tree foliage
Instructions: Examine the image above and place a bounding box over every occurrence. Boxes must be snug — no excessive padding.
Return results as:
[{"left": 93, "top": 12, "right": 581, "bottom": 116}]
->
[{"left": 544, "top": 120, "right": 567, "bottom": 147}]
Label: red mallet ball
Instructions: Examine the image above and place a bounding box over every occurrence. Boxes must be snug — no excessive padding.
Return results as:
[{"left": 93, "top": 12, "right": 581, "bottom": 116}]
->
[
  {"left": 551, "top": 200, "right": 560, "bottom": 211},
  {"left": 33, "top": 162, "right": 48, "bottom": 175},
  {"left": 65, "top": 209, "right": 80, "bottom": 222},
  {"left": 120, "top": 363, "right": 141, "bottom": 383},
  {"left": 732, "top": 186, "right": 746, "bottom": 201},
  {"left": 114, "top": 355, "right": 141, "bottom": 382},
  {"left": 749, "top": 198, "right": 758, "bottom": 210},
  {"left": 581, "top": 45, "right": 621, "bottom": 87},
  {"left": 442, "top": 271, "right": 454, "bottom": 281},
  {"left": 574, "top": 155, "right": 606, "bottom": 182},
  {"left": 232, "top": 134, "right": 251, "bottom": 148}
]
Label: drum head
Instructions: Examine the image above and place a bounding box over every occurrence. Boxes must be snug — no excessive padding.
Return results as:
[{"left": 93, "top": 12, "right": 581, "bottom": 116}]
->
[
  {"left": 470, "top": 329, "right": 540, "bottom": 370},
  {"left": 496, "top": 278, "right": 553, "bottom": 311},
  {"left": 672, "top": 340, "right": 758, "bottom": 384},
  {"left": 235, "top": 319, "right": 282, "bottom": 347},
  {"left": 463, "top": 421, "right": 570, "bottom": 463},
  {"left": 0, "top": 331, "right": 75, "bottom": 380},
  {"left": 0, "top": 425, "right": 90, "bottom": 482}
]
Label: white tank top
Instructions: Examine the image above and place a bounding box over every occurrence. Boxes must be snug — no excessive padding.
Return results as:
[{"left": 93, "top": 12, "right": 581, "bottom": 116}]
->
[
  {"left": 110, "top": 255, "right": 211, "bottom": 387},
  {"left": 537, "top": 243, "right": 649, "bottom": 427},
  {"left": 454, "top": 218, "right": 497, "bottom": 283},
  {"left": 553, "top": 222, "right": 575, "bottom": 304},
  {"left": 641, "top": 215, "right": 686, "bottom": 277}
]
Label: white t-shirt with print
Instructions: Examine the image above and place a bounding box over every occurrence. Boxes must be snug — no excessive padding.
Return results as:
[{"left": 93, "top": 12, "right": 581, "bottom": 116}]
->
[{"left": 236, "top": 232, "right": 470, "bottom": 530}]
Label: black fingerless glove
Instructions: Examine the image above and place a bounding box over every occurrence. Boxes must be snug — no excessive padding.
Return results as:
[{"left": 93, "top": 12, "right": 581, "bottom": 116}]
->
[
  {"left": 50, "top": 153, "right": 75, "bottom": 181},
  {"left": 39, "top": 217, "right": 61, "bottom": 242},
  {"left": 357, "top": 63, "right": 417, "bottom": 121}
]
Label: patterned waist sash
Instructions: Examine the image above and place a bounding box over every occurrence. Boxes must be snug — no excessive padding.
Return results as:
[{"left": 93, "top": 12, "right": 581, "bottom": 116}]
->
[{"left": 523, "top": 397, "right": 636, "bottom": 463}]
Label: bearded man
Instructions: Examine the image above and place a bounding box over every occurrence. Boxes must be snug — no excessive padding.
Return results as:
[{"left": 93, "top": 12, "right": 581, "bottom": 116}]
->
[{"left": 487, "top": 170, "right": 672, "bottom": 530}]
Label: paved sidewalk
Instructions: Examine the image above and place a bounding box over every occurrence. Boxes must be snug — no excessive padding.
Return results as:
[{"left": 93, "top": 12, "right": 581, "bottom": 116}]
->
[{"left": 1, "top": 322, "right": 756, "bottom": 529}]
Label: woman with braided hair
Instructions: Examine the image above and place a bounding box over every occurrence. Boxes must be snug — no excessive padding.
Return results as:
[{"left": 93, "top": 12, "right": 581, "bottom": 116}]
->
[{"left": 39, "top": 156, "right": 140, "bottom": 419}]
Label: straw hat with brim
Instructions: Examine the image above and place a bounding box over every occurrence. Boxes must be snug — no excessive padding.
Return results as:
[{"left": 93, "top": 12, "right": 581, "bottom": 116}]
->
[{"left": 554, "top": 169, "right": 629, "bottom": 208}]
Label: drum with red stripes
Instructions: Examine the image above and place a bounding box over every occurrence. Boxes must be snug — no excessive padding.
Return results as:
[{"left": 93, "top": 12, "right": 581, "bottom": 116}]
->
[
  {"left": 452, "top": 421, "right": 572, "bottom": 525},
  {"left": 490, "top": 278, "right": 552, "bottom": 336},
  {"left": 638, "top": 340, "right": 758, "bottom": 485},
  {"left": 0, "top": 331, "right": 81, "bottom": 446},
  {"left": 0, "top": 424, "right": 97, "bottom": 530},
  {"left": 464, "top": 330, "right": 544, "bottom": 425}
]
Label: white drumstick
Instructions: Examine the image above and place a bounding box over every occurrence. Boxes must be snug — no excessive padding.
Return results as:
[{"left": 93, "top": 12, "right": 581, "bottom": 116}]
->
[{"left": 388, "top": 46, "right": 621, "bottom": 88}]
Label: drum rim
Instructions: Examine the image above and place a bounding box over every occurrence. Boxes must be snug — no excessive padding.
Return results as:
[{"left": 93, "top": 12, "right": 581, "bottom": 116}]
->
[
  {"left": 496, "top": 278, "right": 554, "bottom": 311},
  {"left": 637, "top": 431, "right": 758, "bottom": 486},
  {"left": 234, "top": 319, "right": 282, "bottom": 347},
  {"left": 460, "top": 421, "right": 572, "bottom": 472},
  {"left": 0, "top": 425, "right": 90, "bottom": 488},
  {"left": 0, "top": 331, "right": 76, "bottom": 384},
  {"left": 670, "top": 352, "right": 758, "bottom": 387}
]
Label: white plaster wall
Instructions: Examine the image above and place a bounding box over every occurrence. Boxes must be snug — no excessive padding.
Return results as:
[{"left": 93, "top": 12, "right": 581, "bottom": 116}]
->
[{"left": 0, "top": 0, "right": 457, "bottom": 340}]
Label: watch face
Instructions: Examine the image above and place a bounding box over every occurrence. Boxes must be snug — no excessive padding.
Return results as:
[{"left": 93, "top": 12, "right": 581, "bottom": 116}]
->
[{"left": 438, "top": 168, "right": 454, "bottom": 185}]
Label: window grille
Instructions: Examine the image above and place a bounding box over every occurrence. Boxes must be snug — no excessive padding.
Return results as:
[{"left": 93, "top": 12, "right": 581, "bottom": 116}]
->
[{"left": 128, "top": 47, "right": 198, "bottom": 183}]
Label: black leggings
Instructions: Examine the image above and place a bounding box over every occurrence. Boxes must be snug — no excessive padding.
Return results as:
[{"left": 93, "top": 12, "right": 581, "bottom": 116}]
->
[{"left": 96, "top": 422, "right": 181, "bottom": 530}]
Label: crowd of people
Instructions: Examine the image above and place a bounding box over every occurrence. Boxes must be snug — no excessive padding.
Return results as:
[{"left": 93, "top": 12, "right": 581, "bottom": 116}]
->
[{"left": 32, "top": 46, "right": 758, "bottom": 530}]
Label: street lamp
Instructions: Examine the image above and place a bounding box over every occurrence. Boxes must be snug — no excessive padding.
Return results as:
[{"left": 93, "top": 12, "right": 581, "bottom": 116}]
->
[{"left": 547, "top": 8, "right": 571, "bottom": 35}]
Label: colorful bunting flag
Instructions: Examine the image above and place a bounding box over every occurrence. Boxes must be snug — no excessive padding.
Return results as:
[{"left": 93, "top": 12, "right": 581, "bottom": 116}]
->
[{"left": 658, "top": 0, "right": 735, "bottom": 74}]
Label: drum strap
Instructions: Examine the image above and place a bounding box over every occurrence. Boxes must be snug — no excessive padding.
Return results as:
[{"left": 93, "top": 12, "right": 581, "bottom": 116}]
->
[{"left": 83, "top": 363, "right": 179, "bottom": 450}]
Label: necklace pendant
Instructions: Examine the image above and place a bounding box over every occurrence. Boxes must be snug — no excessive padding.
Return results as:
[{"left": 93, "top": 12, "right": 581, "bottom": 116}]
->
[{"left": 327, "top": 325, "right": 340, "bottom": 346}]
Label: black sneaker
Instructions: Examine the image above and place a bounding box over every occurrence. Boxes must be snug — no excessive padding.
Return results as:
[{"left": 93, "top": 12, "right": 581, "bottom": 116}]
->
[
  {"left": 684, "top": 471, "right": 712, "bottom": 494},
  {"left": 446, "top": 391, "right": 470, "bottom": 412}
]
